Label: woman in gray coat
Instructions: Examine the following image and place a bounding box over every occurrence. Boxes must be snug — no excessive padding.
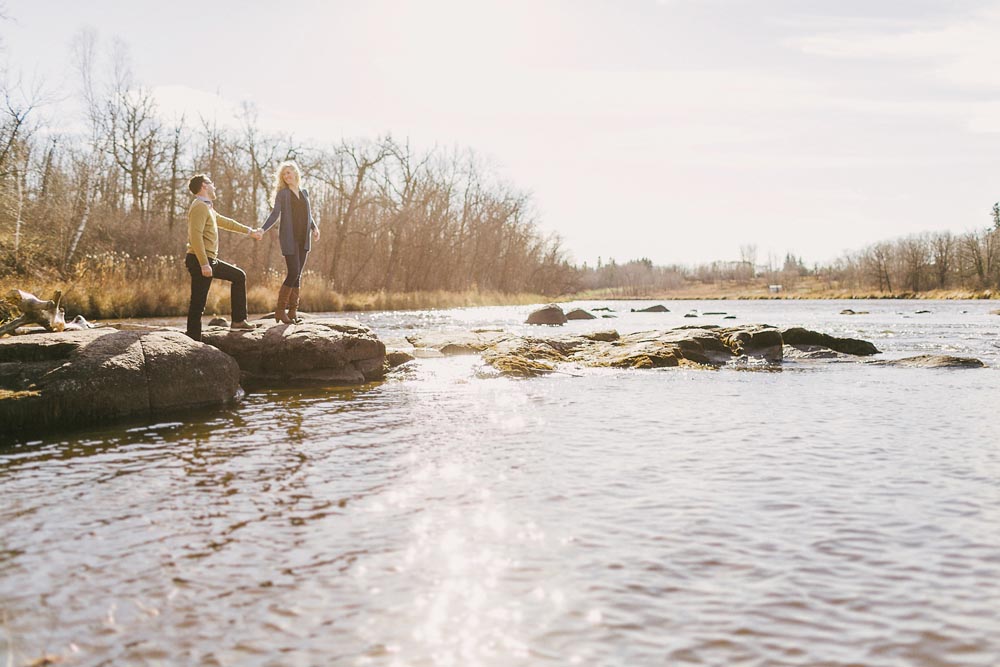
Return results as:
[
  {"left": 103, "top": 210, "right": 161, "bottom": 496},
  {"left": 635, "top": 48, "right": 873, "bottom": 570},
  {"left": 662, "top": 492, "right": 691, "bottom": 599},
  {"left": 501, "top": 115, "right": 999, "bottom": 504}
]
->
[{"left": 258, "top": 161, "right": 320, "bottom": 323}]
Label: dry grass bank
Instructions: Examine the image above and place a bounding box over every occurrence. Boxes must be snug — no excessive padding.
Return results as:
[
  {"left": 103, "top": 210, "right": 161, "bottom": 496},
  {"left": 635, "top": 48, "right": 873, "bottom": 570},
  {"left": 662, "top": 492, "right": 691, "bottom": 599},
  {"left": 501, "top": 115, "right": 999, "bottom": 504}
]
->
[
  {"left": 0, "top": 262, "right": 552, "bottom": 321},
  {"left": 573, "top": 279, "right": 997, "bottom": 301}
]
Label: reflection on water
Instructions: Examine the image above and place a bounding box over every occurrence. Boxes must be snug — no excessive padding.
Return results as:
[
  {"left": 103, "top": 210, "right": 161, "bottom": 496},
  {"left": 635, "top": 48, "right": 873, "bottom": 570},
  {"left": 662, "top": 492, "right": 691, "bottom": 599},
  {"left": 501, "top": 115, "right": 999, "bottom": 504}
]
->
[{"left": 2, "top": 300, "right": 1000, "bottom": 666}]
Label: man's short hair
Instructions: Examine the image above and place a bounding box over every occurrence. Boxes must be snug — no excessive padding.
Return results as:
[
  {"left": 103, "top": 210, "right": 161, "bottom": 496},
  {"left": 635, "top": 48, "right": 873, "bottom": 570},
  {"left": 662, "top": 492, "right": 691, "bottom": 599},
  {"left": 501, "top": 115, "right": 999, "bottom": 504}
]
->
[{"left": 188, "top": 174, "right": 209, "bottom": 195}]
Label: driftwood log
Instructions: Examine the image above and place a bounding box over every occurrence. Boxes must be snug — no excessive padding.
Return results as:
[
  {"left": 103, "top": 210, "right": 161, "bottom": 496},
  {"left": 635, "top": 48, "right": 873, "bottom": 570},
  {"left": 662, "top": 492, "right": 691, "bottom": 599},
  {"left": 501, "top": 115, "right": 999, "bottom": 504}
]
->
[{"left": 0, "top": 289, "right": 70, "bottom": 336}]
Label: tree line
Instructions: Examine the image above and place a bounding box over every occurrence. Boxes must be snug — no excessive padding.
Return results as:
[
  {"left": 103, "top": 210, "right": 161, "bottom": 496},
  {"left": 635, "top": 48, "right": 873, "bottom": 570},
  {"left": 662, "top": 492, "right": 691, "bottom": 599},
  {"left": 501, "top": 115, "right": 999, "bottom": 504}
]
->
[
  {"left": 2, "top": 31, "right": 998, "bottom": 302},
  {"left": 569, "top": 224, "right": 1000, "bottom": 296},
  {"left": 825, "top": 225, "right": 1000, "bottom": 294},
  {"left": 0, "top": 33, "right": 575, "bottom": 297}
]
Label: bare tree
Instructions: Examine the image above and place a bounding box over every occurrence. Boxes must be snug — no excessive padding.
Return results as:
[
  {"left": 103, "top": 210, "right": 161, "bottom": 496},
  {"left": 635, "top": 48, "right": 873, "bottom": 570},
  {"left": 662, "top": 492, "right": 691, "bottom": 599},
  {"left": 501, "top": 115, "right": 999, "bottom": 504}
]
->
[
  {"left": 899, "top": 236, "right": 929, "bottom": 292},
  {"left": 868, "top": 242, "right": 894, "bottom": 293},
  {"left": 929, "top": 231, "right": 954, "bottom": 289},
  {"left": 167, "top": 117, "right": 184, "bottom": 230},
  {"left": 961, "top": 229, "right": 997, "bottom": 289},
  {"left": 238, "top": 102, "right": 276, "bottom": 221},
  {"left": 104, "top": 45, "right": 165, "bottom": 222},
  {"left": 738, "top": 243, "right": 757, "bottom": 282},
  {"left": 64, "top": 29, "right": 105, "bottom": 271},
  {"left": 380, "top": 139, "right": 432, "bottom": 291},
  {"left": 1, "top": 94, "right": 34, "bottom": 269},
  {"left": 316, "top": 138, "right": 393, "bottom": 290}
]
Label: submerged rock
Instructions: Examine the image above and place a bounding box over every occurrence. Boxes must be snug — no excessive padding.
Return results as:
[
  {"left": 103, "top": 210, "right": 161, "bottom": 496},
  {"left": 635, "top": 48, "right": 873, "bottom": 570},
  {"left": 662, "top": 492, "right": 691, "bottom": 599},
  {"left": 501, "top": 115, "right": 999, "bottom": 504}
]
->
[
  {"left": 201, "top": 318, "right": 385, "bottom": 388},
  {"left": 385, "top": 350, "right": 416, "bottom": 368},
  {"left": 481, "top": 339, "right": 564, "bottom": 377},
  {"left": 566, "top": 308, "right": 597, "bottom": 320},
  {"left": 783, "top": 345, "right": 853, "bottom": 360},
  {"left": 0, "top": 329, "right": 240, "bottom": 435},
  {"left": 870, "top": 355, "right": 986, "bottom": 369},
  {"left": 632, "top": 304, "right": 670, "bottom": 313},
  {"left": 406, "top": 330, "right": 512, "bottom": 355}
]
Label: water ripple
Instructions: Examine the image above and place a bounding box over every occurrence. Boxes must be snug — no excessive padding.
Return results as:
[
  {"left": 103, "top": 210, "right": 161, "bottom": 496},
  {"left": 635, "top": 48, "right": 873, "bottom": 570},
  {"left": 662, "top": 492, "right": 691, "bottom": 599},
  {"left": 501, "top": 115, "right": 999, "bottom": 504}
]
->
[{"left": 2, "top": 300, "right": 999, "bottom": 665}]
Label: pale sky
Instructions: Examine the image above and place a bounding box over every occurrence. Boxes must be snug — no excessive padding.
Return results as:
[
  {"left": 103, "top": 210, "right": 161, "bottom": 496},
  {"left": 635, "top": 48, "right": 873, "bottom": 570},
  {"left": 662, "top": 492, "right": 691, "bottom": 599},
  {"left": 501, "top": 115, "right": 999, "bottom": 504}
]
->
[{"left": 4, "top": 0, "right": 1000, "bottom": 266}]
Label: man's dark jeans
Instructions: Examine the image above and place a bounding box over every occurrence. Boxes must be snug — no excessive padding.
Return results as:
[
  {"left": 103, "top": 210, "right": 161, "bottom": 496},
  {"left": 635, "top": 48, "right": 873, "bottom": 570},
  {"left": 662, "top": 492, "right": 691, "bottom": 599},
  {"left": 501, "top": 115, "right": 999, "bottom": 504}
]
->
[{"left": 185, "top": 253, "right": 248, "bottom": 341}]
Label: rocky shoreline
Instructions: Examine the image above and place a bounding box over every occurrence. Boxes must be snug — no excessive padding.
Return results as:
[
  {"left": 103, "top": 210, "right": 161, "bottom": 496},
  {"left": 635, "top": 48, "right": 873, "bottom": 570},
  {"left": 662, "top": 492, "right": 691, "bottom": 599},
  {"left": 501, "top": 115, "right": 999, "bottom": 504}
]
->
[
  {"left": 0, "top": 329, "right": 241, "bottom": 435},
  {"left": 0, "top": 318, "right": 388, "bottom": 437}
]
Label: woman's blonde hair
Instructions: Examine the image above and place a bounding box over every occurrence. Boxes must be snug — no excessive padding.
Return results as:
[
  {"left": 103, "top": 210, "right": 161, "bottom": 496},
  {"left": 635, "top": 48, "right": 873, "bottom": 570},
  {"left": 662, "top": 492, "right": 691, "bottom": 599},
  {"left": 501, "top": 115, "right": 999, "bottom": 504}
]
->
[{"left": 271, "top": 160, "right": 302, "bottom": 201}]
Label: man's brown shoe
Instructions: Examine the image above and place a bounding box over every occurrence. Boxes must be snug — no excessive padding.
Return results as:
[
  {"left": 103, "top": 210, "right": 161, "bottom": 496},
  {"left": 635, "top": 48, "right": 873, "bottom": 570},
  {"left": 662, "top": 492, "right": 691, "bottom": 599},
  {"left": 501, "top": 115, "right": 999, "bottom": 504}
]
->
[{"left": 230, "top": 320, "right": 257, "bottom": 330}]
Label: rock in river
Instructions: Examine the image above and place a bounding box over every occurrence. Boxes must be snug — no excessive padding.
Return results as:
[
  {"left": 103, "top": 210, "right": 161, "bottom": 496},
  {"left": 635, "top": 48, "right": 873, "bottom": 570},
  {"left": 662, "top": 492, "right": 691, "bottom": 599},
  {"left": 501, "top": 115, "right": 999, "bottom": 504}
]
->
[
  {"left": 780, "top": 327, "right": 879, "bottom": 356},
  {"left": 407, "top": 324, "right": 881, "bottom": 377},
  {"left": 406, "top": 329, "right": 512, "bottom": 355},
  {"left": 525, "top": 304, "right": 568, "bottom": 325},
  {"left": 869, "top": 355, "right": 986, "bottom": 369},
  {"left": 405, "top": 324, "right": 900, "bottom": 377},
  {"left": 566, "top": 308, "right": 597, "bottom": 320},
  {"left": 200, "top": 318, "right": 386, "bottom": 387},
  {"left": 0, "top": 329, "right": 240, "bottom": 435}
]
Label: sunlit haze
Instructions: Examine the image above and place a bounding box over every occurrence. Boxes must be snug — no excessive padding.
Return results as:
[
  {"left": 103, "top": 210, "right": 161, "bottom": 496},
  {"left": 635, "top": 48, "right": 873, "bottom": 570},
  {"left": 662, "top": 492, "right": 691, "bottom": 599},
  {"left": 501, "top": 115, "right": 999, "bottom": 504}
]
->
[{"left": 5, "top": 0, "right": 1000, "bottom": 266}]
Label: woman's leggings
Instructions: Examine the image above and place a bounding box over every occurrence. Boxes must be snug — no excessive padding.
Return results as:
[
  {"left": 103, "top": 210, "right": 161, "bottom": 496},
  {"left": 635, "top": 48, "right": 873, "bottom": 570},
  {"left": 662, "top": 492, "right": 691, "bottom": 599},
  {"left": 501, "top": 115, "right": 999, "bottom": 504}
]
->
[{"left": 283, "top": 244, "right": 309, "bottom": 288}]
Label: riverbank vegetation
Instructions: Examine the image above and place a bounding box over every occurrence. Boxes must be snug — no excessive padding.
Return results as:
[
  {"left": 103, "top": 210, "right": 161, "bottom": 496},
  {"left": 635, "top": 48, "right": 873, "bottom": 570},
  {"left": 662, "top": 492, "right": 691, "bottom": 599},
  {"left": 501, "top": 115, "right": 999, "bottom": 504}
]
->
[
  {"left": 0, "top": 251, "right": 552, "bottom": 319},
  {"left": 1, "top": 35, "right": 997, "bottom": 320},
  {"left": 572, "top": 225, "right": 1000, "bottom": 300},
  {"left": 0, "top": 34, "right": 575, "bottom": 313}
]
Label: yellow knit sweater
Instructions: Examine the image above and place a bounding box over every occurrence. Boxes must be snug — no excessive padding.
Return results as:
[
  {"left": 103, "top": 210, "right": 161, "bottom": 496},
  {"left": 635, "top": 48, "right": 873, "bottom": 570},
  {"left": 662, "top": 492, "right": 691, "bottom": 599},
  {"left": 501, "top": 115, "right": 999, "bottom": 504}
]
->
[{"left": 186, "top": 199, "right": 252, "bottom": 266}]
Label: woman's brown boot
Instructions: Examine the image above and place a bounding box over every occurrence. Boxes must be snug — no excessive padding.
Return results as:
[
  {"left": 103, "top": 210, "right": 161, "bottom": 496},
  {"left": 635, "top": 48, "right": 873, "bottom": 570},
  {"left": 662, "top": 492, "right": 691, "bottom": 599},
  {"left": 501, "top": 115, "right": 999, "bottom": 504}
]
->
[
  {"left": 275, "top": 284, "right": 292, "bottom": 324},
  {"left": 287, "top": 287, "right": 303, "bottom": 324}
]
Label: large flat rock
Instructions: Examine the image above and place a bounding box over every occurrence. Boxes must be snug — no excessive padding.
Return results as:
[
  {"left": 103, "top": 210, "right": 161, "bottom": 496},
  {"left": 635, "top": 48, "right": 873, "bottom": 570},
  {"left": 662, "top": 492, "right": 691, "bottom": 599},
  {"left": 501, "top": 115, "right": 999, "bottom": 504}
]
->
[
  {"left": 201, "top": 318, "right": 386, "bottom": 387},
  {"left": 0, "top": 329, "right": 240, "bottom": 436}
]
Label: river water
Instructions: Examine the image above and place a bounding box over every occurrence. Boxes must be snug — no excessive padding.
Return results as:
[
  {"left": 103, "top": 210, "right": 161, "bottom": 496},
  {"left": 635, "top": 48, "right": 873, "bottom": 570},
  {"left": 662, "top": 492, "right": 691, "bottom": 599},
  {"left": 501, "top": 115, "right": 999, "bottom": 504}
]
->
[{"left": 2, "top": 299, "right": 999, "bottom": 666}]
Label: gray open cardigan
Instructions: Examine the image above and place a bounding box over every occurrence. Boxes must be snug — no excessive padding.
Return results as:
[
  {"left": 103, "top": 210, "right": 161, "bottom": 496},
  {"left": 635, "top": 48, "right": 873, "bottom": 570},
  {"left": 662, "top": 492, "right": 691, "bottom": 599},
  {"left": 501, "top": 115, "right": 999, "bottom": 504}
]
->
[{"left": 260, "top": 188, "right": 318, "bottom": 255}]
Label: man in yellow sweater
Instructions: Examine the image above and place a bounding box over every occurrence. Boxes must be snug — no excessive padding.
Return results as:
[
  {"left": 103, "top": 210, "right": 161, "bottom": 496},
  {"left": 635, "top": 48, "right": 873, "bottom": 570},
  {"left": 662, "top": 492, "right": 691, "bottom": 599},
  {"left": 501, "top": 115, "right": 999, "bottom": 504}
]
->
[{"left": 185, "top": 174, "right": 263, "bottom": 341}]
